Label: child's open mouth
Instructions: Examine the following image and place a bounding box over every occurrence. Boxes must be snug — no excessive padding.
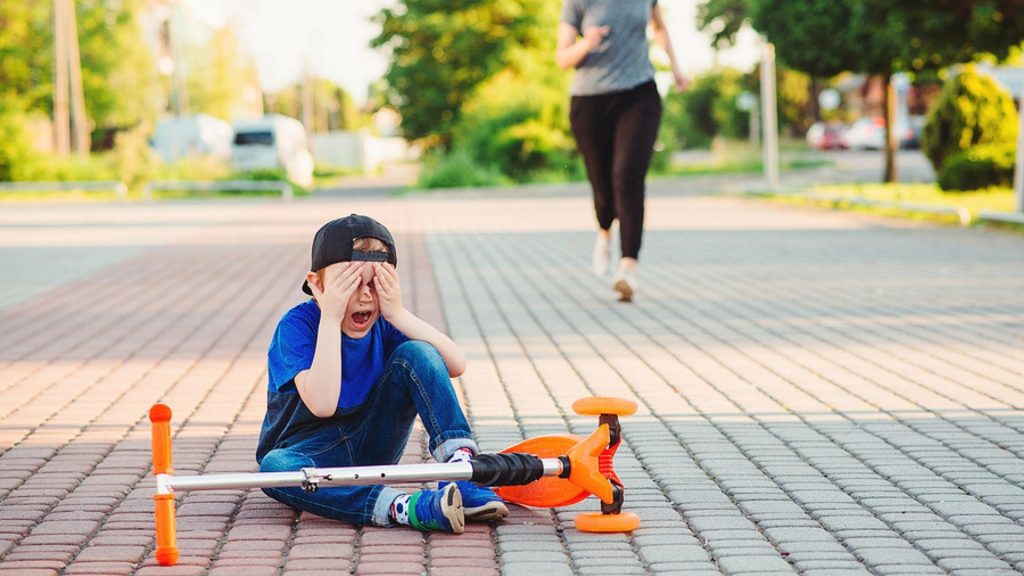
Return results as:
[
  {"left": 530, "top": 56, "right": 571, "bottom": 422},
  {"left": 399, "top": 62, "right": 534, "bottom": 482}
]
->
[{"left": 351, "top": 311, "right": 372, "bottom": 328}]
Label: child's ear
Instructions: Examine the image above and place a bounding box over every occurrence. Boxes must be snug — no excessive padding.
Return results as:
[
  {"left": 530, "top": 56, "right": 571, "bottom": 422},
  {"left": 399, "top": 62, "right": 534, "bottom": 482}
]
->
[{"left": 306, "top": 271, "right": 321, "bottom": 294}]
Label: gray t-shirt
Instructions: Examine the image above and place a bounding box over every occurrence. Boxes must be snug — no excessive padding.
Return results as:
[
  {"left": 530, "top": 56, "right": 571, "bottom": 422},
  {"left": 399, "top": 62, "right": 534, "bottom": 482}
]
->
[{"left": 561, "top": 0, "right": 657, "bottom": 96}]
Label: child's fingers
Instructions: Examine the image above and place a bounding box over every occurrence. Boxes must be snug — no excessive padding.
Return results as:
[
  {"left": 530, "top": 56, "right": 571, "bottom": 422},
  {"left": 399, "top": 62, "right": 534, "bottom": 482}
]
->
[
  {"left": 378, "top": 263, "right": 399, "bottom": 287},
  {"left": 374, "top": 264, "right": 395, "bottom": 293},
  {"left": 329, "top": 262, "right": 358, "bottom": 290},
  {"left": 323, "top": 262, "right": 350, "bottom": 284},
  {"left": 344, "top": 269, "right": 362, "bottom": 293}
]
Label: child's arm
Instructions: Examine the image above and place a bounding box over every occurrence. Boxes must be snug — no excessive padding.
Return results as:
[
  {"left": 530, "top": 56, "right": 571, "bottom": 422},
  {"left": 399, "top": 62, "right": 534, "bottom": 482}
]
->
[
  {"left": 373, "top": 263, "right": 467, "bottom": 378},
  {"left": 295, "top": 262, "right": 362, "bottom": 417}
]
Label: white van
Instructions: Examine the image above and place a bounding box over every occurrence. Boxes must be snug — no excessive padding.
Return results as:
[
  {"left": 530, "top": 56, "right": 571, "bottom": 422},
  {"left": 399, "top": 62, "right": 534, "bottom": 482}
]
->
[{"left": 230, "top": 115, "right": 315, "bottom": 188}]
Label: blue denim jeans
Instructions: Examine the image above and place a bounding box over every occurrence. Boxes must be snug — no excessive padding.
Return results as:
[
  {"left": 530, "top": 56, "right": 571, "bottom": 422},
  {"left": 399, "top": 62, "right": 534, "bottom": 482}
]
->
[{"left": 259, "top": 340, "right": 477, "bottom": 526}]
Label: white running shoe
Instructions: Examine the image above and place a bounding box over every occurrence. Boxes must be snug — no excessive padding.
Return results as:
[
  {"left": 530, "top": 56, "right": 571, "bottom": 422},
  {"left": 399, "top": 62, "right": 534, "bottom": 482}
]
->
[{"left": 613, "top": 269, "right": 636, "bottom": 302}]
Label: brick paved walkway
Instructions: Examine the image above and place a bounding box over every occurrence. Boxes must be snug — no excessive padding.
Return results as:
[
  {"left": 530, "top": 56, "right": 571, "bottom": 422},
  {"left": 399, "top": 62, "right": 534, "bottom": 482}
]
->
[{"left": 0, "top": 182, "right": 1022, "bottom": 576}]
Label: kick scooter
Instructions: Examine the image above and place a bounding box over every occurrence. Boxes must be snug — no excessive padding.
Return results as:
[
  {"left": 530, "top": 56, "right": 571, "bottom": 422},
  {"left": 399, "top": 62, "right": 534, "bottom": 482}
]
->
[{"left": 150, "top": 396, "right": 639, "bottom": 566}]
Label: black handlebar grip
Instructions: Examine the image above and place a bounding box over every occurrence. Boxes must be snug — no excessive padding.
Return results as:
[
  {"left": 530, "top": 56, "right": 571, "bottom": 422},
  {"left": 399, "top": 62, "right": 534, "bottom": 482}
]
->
[{"left": 469, "top": 453, "right": 546, "bottom": 486}]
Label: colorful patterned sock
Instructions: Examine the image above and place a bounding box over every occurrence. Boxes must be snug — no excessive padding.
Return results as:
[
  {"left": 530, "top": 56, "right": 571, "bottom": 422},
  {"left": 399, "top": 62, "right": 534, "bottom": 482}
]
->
[
  {"left": 447, "top": 447, "right": 474, "bottom": 464},
  {"left": 390, "top": 493, "right": 413, "bottom": 526}
]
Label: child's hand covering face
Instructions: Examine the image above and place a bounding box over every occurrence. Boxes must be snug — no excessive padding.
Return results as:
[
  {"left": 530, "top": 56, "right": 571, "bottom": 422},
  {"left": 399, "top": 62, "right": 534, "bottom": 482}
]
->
[
  {"left": 310, "top": 261, "right": 362, "bottom": 320},
  {"left": 372, "top": 263, "right": 402, "bottom": 321}
]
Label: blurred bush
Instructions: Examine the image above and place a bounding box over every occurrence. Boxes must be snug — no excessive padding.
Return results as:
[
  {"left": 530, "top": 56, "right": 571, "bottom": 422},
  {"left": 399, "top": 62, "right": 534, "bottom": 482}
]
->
[
  {"left": 418, "top": 65, "right": 583, "bottom": 188},
  {"left": 660, "top": 68, "right": 753, "bottom": 152},
  {"left": 418, "top": 149, "right": 511, "bottom": 189},
  {"left": 922, "top": 65, "right": 1018, "bottom": 173},
  {"left": 0, "top": 96, "right": 40, "bottom": 181},
  {"left": 937, "top": 142, "right": 1016, "bottom": 191}
]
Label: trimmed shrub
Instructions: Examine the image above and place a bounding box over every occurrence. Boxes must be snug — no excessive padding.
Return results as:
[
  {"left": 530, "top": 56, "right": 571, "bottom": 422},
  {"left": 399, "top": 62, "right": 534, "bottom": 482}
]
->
[
  {"left": 937, "top": 143, "right": 1016, "bottom": 191},
  {"left": 922, "top": 65, "right": 1018, "bottom": 172}
]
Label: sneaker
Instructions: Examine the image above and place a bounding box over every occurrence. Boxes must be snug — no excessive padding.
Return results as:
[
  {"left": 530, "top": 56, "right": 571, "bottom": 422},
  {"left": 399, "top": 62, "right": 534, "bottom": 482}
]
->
[
  {"left": 613, "top": 269, "right": 636, "bottom": 302},
  {"left": 408, "top": 483, "right": 465, "bottom": 533},
  {"left": 592, "top": 233, "right": 611, "bottom": 277},
  {"left": 439, "top": 480, "right": 509, "bottom": 522}
]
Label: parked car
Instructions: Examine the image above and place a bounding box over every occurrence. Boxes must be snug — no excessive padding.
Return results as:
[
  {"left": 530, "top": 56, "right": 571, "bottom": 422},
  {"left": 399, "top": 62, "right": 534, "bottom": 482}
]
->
[
  {"left": 842, "top": 117, "right": 917, "bottom": 150},
  {"left": 903, "top": 115, "right": 926, "bottom": 149},
  {"left": 231, "top": 115, "right": 315, "bottom": 188},
  {"left": 806, "top": 121, "right": 847, "bottom": 150}
]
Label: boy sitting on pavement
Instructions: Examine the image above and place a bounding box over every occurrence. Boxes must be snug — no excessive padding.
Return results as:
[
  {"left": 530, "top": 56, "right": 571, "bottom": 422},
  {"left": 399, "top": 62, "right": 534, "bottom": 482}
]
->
[{"left": 256, "top": 214, "right": 507, "bottom": 533}]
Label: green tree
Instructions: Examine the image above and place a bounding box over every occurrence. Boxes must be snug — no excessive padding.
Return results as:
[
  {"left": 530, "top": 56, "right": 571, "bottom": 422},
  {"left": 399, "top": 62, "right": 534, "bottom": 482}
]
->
[
  {"left": 700, "top": 0, "right": 1024, "bottom": 182},
  {"left": 0, "top": 2, "right": 52, "bottom": 111},
  {"left": 435, "top": 0, "right": 575, "bottom": 183},
  {"left": 372, "top": 0, "right": 551, "bottom": 149},
  {"left": 186, "top": 27, "right": 258, "bottom": 121},
  {"left": 77, "top": 0, "right": 161, "bottom": 130},
  {"left": 753, "top": 0, "right": 906, "bottom": 179},
  {"left": 697, "top": 0, "right": 753, "bottom": 49}
]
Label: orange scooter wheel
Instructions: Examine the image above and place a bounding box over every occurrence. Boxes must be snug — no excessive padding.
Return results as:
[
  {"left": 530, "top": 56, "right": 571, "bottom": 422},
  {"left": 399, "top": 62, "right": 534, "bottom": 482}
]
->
[
  {"left": 572, "top": 397, "right": 637, "bottom": 416},
  {"left": 494, "top": 434, "right": 589, "bottom": 508},
  {"left": 575, "top": 511, "right": 641, "bottom": 533}
]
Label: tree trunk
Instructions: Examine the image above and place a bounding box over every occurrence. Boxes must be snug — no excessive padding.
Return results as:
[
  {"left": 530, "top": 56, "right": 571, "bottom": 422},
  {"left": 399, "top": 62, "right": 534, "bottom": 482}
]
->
[
  {"left": 883, "top": 74, "right": 898, "bottom": 183},
  {"left": 810, "top": 78, "right": 821, "bottom": 123}
]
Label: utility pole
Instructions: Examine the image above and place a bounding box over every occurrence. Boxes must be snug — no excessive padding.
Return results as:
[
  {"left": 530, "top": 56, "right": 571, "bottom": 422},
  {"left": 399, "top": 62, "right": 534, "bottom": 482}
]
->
[
  {"left": 302, "top": 72, "right": 314, "bottom": 131},
  {"left": 760, "top": 37, "right": 780, "bottom": 189},
  {"left": 52, "top": 0, "right": 88, "bottom": 156},
  {"left": 53, "top": 0, "right": 70, "bottom": 155},
  {"left": 66, "top": 0, "right": 88, "bottom": 155},
  {"left": 170, "top": 2, "right": 190, "bottom": 116}
]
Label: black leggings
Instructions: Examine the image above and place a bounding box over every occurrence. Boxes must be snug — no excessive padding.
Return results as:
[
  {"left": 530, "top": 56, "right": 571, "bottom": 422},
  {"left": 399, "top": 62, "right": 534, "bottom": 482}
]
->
[{"left": 570, "top": 80, "right": 662, "bottom": 260}]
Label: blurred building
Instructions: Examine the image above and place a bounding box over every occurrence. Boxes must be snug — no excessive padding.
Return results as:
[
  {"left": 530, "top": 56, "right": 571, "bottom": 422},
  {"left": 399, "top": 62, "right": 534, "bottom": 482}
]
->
[{"left": 836, "top": 73, "right": 940, "bottom": 119}]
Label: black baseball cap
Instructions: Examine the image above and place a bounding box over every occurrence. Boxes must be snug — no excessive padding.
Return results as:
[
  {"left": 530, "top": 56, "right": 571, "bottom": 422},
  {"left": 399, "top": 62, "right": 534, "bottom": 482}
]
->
[{"left": 302, "top": 214, "right": 397, "bottom": 295}]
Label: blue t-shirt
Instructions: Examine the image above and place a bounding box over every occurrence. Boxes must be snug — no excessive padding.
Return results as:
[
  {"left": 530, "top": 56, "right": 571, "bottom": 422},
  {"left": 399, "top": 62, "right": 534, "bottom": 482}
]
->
[{"left": 257, "top": 300, "right": 409, "bottom": 462}]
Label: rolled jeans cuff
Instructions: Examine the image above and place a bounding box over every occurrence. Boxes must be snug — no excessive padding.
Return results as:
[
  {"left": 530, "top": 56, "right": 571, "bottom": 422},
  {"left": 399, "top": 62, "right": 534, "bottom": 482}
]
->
[
  {"left": 374, "top": 486, "right": 405, "bottom": 527},
  {"left": 431, "top": 435, "right": 479, "bottom": 463}
]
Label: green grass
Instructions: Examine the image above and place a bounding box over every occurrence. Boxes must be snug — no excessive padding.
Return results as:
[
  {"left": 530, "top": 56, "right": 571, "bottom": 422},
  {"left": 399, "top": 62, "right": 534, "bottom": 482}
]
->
[
  {"left": 810, "top": 183, "right": 1016, "bottom": 214},
  {"left": 658, "top": 157, "right": 831, "bottom": 178},
  {"left": 0, "top": 187, "right": 308, "bottom": 203},
  {"left": 758, "top": 182, "right": 1022, "bottom": 231},
  {"left": 0, "top": 189, "right": 123, "bottom": 203}
]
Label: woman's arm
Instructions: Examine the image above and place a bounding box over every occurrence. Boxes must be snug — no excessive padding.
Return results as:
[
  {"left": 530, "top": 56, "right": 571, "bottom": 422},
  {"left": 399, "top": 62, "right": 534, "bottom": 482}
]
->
[
  {"left": 650, "top": 5, "right": 688, "bottom": 91},
  {"left": 556, "top": 22, "right": 609, "bottom": 70}
]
